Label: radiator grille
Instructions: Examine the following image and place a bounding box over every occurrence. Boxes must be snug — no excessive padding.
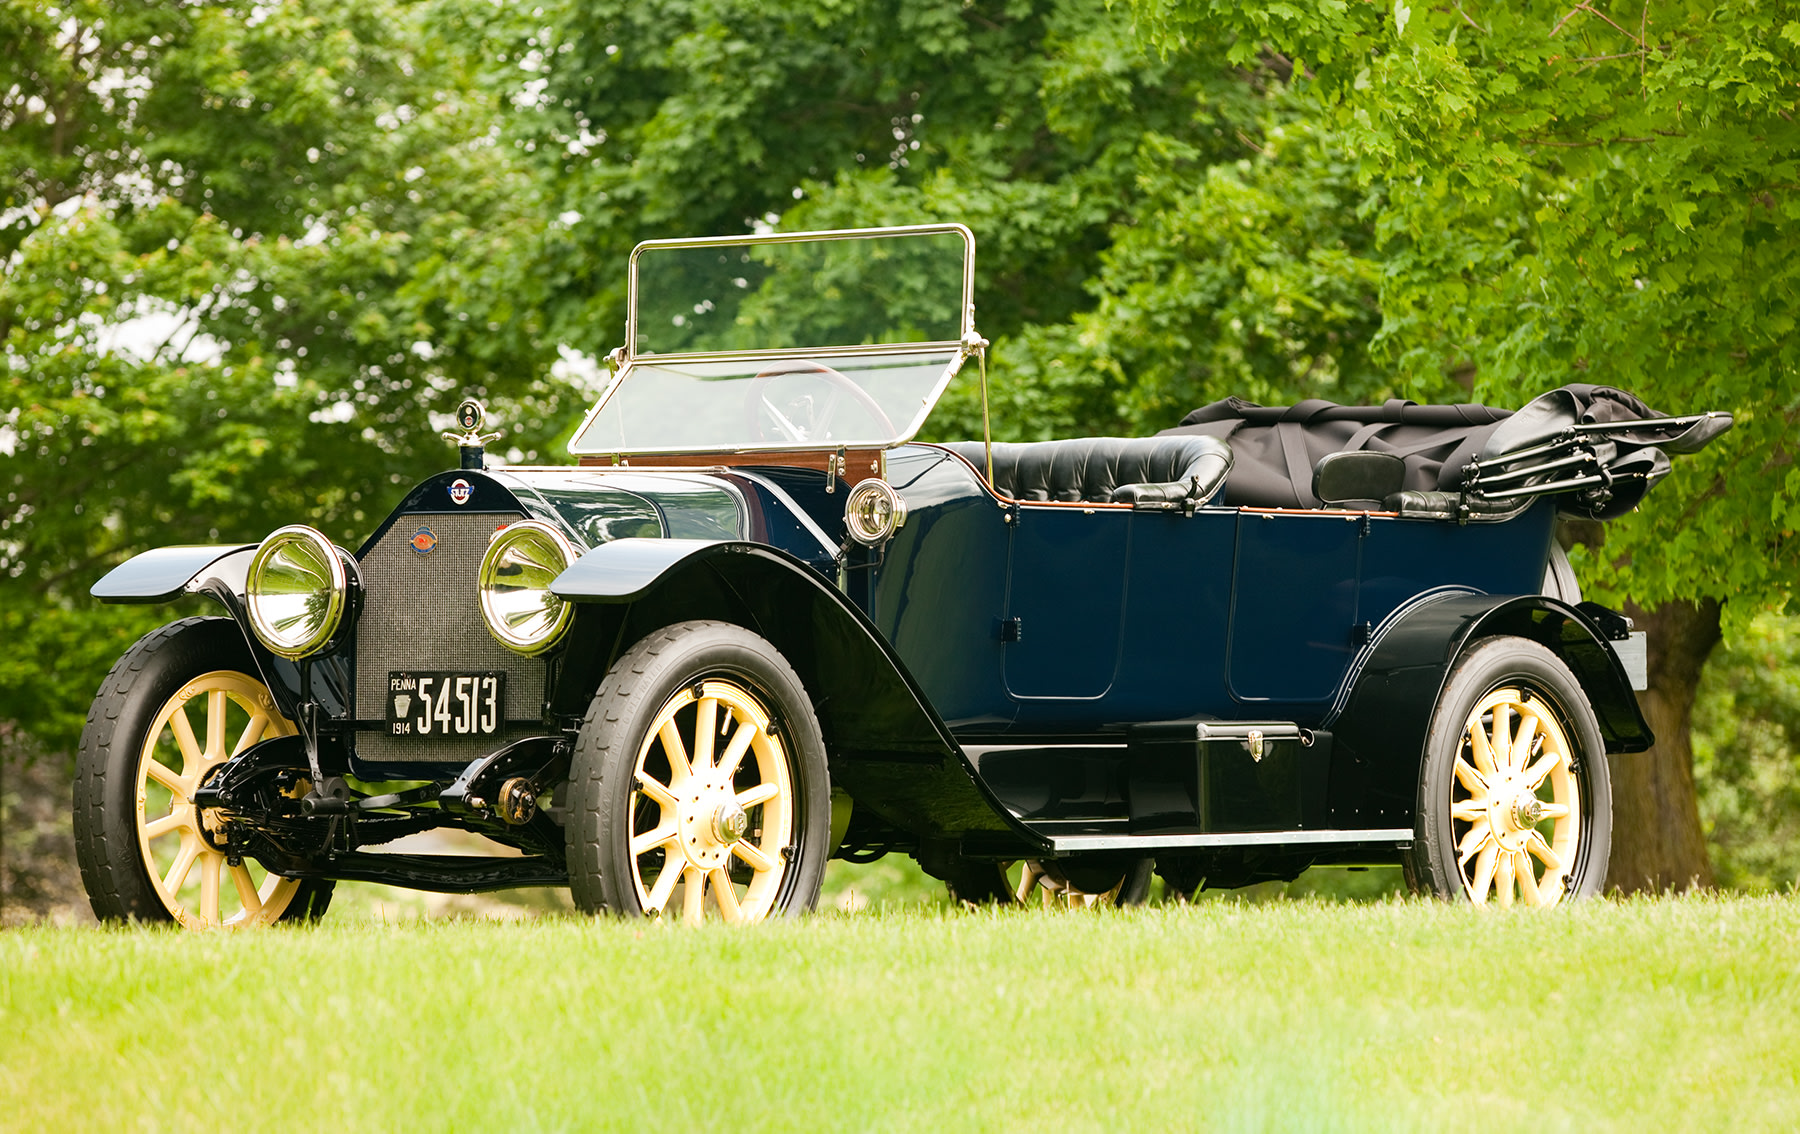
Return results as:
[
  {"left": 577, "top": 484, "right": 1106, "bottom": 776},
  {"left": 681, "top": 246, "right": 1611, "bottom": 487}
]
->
[{"left": 354, "top": 511, "right": 547, "bottom": 765}]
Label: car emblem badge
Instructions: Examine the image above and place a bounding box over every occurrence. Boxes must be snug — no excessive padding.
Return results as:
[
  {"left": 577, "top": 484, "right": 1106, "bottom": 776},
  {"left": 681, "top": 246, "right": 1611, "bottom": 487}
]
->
[
  {"left": 410, "top": 527, "right": 438, "bottom": 555},
  {"left": 448, "top": 478, "right": 473, "bottom": 506}
]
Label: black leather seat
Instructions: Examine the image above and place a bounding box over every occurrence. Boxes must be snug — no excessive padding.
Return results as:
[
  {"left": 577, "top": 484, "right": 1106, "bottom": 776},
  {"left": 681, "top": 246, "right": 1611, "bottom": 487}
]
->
[{"left": 940, "top": 436, "right": 1233, "bottom": 505}]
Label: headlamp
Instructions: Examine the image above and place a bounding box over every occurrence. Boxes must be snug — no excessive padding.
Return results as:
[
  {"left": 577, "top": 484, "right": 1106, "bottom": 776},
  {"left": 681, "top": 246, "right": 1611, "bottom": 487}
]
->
[
  {"left": 245, "top": 525, "right": 349, "bottom": 660},
  {"left": 479, "top": 520, "right": 577, "bottom": 655}
]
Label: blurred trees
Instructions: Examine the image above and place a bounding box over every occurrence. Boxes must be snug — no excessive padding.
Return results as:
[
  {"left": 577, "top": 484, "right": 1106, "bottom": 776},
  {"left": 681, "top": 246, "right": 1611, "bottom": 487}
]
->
[{"left": 1, "top": 0, "right": 573, "bottom": 747}]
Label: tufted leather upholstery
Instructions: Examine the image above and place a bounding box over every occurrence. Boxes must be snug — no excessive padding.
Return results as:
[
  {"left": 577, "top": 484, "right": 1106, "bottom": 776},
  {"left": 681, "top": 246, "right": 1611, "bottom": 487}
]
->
[{"left": 940, "top": 436, "right": 1233, "bottom": 505}]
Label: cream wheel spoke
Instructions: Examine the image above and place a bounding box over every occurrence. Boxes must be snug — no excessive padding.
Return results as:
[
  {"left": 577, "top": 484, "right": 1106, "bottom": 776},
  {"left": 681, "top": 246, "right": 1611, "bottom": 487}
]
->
[
  {"left": 1492, "top": 704, "right": 1514, "bottom": 771},
  {"left": 230, "top": 864, "right": 263, "bottom": 917},
  {"left": 634, "top": 772, "right": 679, "bottom": 810},
  {"left": 631, "top": 822, "right": 680, "bottom": 857},
  {"left": 682, "top": 865, "right": 706, "bottom": 925},
  {"left": 692, "top": 696, "right": 718, "bottom": 772},
  {"left": 1469, "top": 720, "right": 1497, "bottom": 776},
  {"left": 1522, "top": 751, "right": 1562, "bottom": 791},
  {"left": 199, "top": 852, "right": 223, "bottom": 926},
  {"left": 1510, "top": 711, "right": 1539, "bottom": 772},
  {"left": 205, "top": 690, "right": 229, "bottom": 761},
  {"left": 1495, "top": 852, "right": 1516, "bottom": 908},
  {"left": 731, "top": 840, "right": 777, "bottom": 874},
  {"left": 714, "top": 720, "right": 757, "bottom": 782},
  {"left": 1526, "top": 829, "right": 1564, "bottom": 873},
  {"left": 234, "top": 713, "right": 271, "bottom": 758},
  {"left": 1451, "top": 799, "right": 1485, "bottom": 822},
  {"left": 709, "top": 868, "right": 742, "bottom": 924},
  {"left": 1457, "top": 819, "right": 1492, "bottom": 866},
  {"left": 145, "top": 759, "right": 186, "bottom": 797},
  {"left": 736, "top": 782, "right": 779, "bottom": 810},
  {"left": 169, "top": 705, "right": 203, "bottom": 776},
  {"left": 1468, "top": 843, "right": 1498, "bottom": 905},
  {"left": 164, "top": 836, "right": 202, "bottom": 895},
  {"left": 1454, "top": 757, "right": 1488, "bottom": 796},
  {"left": 644, "top": 861, "right": 683, "bottom": 915},
  {"left": 658, "top": 720, "right": 691, "bottom": 784},
  {"left": 1539, "top": 802, "right": 1570, "bottom": 819},
  {"left": 142, "top": 811, "right": 188, "bottom": 841},
  {"left": 1514, "top": 852, "right": 1542, "bottom": 906}
]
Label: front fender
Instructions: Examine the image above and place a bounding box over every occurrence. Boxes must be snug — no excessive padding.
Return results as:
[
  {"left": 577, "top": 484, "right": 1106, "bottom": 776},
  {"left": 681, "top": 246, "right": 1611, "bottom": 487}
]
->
[
  {"left": 551, "top": 538, "right": 1045, "bottom": 852},
  {"left": 91, "top": 545, "right": 255, "bottom": 603},
  {"left": 1324, "top": 592, "right": 1652, "bottom": 829}
]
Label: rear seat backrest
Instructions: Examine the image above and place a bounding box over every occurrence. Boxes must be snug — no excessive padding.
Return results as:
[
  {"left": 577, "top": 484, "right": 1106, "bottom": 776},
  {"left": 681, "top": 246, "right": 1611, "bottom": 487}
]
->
[{"left": 940, "top": 437, "right": 1232, "bottom": 504}]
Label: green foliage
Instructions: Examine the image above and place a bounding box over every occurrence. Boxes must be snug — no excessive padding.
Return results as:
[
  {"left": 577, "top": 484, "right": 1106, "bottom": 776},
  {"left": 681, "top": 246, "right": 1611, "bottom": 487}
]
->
[
  {"left": 1692, "top": 612, "right": 1800, "bottom": 891},
  {"left": 1, "top": 0, "right": 580, "bottom": 748},
  {"left": 1132, "top": 0, "right": 1800, "bottom": 618}
]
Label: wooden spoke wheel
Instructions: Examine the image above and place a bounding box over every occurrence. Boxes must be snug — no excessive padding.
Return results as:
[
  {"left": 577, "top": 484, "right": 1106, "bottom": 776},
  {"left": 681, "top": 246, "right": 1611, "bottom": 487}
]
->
[
  {"left": 135, "top": 670, "right": 308, "bottom": 928},
  {"left": 1449, "top": 688, "right": 1581, "bottom": 906},
  {"left": 628, "top": 679, "right": 794, "bottom": 925},
  {"left": 1407, "top": 636, "right": 1611, "bottom": 906},
  {"left": 566, "top": 621, "right": 831, "bottom": 925},
  {"left": 75, "top": 618, "right": 334, "bottom": 928}
]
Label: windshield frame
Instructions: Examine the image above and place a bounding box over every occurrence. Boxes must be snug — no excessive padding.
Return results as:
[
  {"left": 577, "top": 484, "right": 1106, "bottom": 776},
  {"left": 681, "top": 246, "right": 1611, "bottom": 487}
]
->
[
  {"left": 568, "top": 224, "right": 980, "bottom": 458},
  {"left": 625, "top": 223, "right": 976, "bottom": 361}
]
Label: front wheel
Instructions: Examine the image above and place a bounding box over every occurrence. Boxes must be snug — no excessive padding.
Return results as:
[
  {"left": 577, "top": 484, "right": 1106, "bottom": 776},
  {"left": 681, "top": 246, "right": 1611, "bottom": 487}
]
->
[
  {"left": 73, "top": 617, "right": 334, "bottom": 929},
  {"left": 1405, "top": 635, "right": 1612, "bottom": 906},
  {"left": 565, "top": 621, "right": 831, "bottom": 924}
]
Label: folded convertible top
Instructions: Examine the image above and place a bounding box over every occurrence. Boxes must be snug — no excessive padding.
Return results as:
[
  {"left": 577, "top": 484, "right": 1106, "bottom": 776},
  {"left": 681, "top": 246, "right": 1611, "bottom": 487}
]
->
[{"left": 1159, "top": 384, "right": 1732, "bottom": 520}]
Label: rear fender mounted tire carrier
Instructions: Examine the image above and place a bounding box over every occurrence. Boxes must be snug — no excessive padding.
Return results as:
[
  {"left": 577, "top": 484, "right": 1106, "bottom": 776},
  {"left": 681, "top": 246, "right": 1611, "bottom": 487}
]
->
[
  {"left": 1323, "top": 592, "right": 1650, "bottom": 831},
  {"left": 550, "top": 537, "right": 1049, "bottom": 857}
]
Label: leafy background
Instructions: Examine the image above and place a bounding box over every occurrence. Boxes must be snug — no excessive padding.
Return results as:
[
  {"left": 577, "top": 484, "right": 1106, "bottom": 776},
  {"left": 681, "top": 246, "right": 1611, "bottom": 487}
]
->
[{"left": 4, "top": 0, "right": 1797, "bottom": 916}]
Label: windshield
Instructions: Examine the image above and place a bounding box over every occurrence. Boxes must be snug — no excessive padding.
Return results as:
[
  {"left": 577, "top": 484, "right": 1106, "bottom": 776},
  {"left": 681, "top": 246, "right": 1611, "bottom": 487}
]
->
[
  {"left": 569, "top": 350, "right": 962, "bottom": 455},
  {"left": 631, "top": 226, "right": 971, "bottom": 356},
  {"left": 571, "top": 225, "right": 978, "bottom": 456}
]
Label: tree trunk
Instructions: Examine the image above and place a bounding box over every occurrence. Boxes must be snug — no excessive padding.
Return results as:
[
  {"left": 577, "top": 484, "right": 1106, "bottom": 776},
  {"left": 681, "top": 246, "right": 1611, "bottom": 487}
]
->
[{"left": 1606, "top": 598, "right": 1720, "bottom": 893}]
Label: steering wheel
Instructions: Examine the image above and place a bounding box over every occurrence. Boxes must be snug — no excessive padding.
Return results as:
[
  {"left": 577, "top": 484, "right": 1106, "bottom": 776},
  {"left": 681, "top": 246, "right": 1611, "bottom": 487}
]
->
[{"left": 743, "top": 360, "right": 897, "bottom": 443}]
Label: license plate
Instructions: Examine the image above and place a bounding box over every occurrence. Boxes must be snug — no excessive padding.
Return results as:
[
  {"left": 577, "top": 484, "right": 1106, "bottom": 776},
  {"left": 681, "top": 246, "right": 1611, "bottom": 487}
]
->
[{"left": 385, "top": 672, "right": 506, "bottom": 738}]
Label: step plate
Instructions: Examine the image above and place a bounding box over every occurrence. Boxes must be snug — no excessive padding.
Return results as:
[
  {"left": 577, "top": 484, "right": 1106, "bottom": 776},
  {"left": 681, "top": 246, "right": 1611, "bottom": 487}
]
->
[{"left": 1048, "top": 827, "right": 1413, "bottom": 854}]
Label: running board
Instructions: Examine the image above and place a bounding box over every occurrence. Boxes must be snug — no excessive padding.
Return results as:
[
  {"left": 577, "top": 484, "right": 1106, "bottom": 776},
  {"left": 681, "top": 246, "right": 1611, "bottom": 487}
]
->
[{"left": 1047, "top": 828, "right": 1414, "bottom": 854}]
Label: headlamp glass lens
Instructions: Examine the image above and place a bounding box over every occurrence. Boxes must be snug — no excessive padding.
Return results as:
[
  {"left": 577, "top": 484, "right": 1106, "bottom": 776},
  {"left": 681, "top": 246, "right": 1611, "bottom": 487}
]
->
[
  {"left": 479, "top": 521, "right": 576, "bottom": 655},
  {"left": 246, "top": 526, "right": 347, "bottom": 659}
]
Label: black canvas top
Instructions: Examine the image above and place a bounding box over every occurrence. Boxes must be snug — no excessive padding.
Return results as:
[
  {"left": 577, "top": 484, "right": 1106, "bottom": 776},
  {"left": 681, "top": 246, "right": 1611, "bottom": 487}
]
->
[{"left": 1156, "top": 384, "right": 1718, "bottom": 518}]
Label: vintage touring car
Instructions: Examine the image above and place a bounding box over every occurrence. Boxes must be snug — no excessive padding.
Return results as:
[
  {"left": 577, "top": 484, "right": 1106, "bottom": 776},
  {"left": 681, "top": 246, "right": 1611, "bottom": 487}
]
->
[{"left": 75, "top": 224, "right": 1731, "bottom": 927}]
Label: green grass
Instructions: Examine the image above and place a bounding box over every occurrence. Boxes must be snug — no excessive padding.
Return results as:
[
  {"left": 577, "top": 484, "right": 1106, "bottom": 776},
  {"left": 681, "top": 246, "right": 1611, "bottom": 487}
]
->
[{"left": 4, "top": 896, "right": 1799, "bottom": 1132}]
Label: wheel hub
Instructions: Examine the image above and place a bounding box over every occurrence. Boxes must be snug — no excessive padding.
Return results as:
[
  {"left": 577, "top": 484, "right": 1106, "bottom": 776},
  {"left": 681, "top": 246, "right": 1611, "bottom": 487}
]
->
[{"left": 677, "top": 773, "right": 748, "bottom": 870}]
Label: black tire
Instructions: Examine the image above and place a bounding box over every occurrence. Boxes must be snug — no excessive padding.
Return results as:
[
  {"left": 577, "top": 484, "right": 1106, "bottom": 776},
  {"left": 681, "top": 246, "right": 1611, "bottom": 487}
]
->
[
  {"left": 1405, "top": 635, "right": 1611, "bottom": 905},
  {"left": 565, "top": 620, "right": 831, "bottom": 923},
  {"left": 74, "top": 617, "right": 334, "bottom": 927},
  {"left": 944, "top": 856, "right": 1154, "bottom": 907}
]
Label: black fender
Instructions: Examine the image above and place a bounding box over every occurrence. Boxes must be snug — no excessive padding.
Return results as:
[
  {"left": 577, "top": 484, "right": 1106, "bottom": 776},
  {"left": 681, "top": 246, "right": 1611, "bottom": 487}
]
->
[
  {"left": 550, "top": 538, "right": 1046, "bottom": 853},
  {"left": 1321, "top": 592, "right": 1651, "bottom": 830},
  {"left": 89, "top": 545, "right": 356, "bottom": 723},
  {"left": 91, "top": 544, "right": 255, "bottom": 603}
]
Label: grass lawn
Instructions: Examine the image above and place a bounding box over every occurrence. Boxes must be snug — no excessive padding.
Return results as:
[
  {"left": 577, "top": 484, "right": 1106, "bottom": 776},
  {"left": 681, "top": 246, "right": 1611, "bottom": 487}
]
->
[{"left": 3, "top": 892, "right": 1798, "bottom": 1132}]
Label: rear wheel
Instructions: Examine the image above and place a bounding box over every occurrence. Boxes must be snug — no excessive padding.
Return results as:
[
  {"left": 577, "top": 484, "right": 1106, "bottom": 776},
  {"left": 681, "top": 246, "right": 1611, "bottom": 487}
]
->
[
  {"left": 1405, "top": 636, "right": 1611, "bottom": 906},
  {"left": 74, "top": 617, "right": 334, "bottom": 928},
  {"left": 566, "top": 621, "right": 831, "bottom": 924}
]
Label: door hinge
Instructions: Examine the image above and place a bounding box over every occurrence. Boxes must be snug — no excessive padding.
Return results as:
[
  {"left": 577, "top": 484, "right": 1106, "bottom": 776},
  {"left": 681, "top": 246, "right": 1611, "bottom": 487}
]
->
[{"left": 998, "top": 617, "right": 1023, "bottom": 643}]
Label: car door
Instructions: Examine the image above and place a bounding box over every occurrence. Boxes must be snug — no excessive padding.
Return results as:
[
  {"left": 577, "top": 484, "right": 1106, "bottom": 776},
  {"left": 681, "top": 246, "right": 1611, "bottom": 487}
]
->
[{"left": 1002, "top": 506, "right": 1130, "bottom": 699}]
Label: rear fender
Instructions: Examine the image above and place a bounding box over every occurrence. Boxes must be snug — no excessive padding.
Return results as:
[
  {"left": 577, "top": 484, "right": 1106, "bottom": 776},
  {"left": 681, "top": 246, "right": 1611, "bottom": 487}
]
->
[
  {"left": 551, "top": 538, "right": 1044, "bottom": 851},
  {"left": 1323, "top": 592, "right": 1650, "bottom": 830}
]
